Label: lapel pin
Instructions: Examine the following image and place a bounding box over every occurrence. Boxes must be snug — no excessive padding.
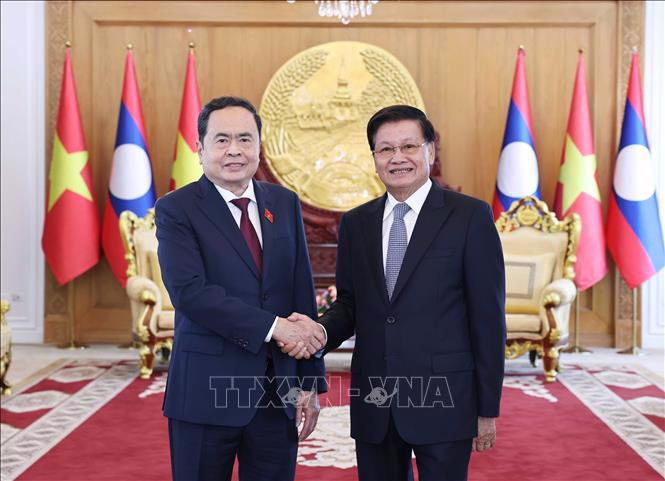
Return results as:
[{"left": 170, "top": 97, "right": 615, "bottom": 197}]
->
[{"left": 264, "top": 208, "right": 274, "bottom": 223}]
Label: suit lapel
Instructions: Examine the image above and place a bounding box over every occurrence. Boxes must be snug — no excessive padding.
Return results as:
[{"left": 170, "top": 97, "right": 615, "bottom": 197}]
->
[
  {"left": 254, "top": 180, "right": 274, "bottom": 284},
  {"left": 363, "top": 195, "right": 390, "bottom": 306},
  {"left": 195, "top": 175, "right": 261, "bottom": 280},
  {"left": 390, "top": 183, "right": 453, "bottom": 303}
]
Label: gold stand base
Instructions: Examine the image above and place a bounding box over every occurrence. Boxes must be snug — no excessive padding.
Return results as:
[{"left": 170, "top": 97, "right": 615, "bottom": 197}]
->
[
  {"left": 618, "top": 346, "right": 644, "bottom": 355},
  {"left": 58, "top": 342, "right": 87, "bottom": 350},
  {"left": 562, "top": 345, "right": 593, "bottom": 354},
  {"left": 617, "top": 289, "right": 643, "bottom": 356},
  {"left": 117, "top": 341, "right": 141, "bottom": 350}
]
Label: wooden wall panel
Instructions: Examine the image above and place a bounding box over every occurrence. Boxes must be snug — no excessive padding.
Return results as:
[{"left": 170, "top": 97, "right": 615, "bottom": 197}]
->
[{"left": 44, "top": 1, "right": 643, "bottom": 346}]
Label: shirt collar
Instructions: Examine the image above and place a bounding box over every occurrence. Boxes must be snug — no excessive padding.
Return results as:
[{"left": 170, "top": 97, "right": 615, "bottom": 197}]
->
[
  {"left": 214, "top": 180, "right": 257, "bottom": 205},
  {"left": 383, "top": 178, "right": 432, "bottom": 221}
]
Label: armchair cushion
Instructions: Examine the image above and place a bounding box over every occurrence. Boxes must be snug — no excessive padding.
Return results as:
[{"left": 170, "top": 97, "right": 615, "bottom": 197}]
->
[
  {"left": 499, "top": 229, "right": 569, "bottom": 279},
  {"left": 157, "top": 311, "right": 175, "bottom": 332},
  {"left": 505, "top": 252, "right": 557, "bottom": 314},
  {"left": 505, "top": 313, "right": 542, "bottom": 334},
  {"left": 148, "top": 251, "right": 173, "bottom": 310}
]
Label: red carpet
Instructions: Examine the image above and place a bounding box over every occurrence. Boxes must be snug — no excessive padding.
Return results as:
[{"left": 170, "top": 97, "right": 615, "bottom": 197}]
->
[{"left": 1, "top": 360, "right": 663, "bottom": 481}]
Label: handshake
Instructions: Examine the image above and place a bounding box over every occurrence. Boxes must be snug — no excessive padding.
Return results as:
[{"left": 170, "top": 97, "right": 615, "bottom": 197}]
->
[{"left": 272, "top": 313, "right": 326, "bottom": 360}]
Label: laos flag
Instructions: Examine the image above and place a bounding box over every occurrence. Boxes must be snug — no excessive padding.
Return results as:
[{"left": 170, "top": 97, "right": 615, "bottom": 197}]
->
[
  {"left": 606, "top": 53, "right": 665, "bottom": 289},
  {"left": 492, "top": 47, "right": 541, "bottom": 219},
  {"left": 102, "top": 48, "right": 156, "bottom": 287}
]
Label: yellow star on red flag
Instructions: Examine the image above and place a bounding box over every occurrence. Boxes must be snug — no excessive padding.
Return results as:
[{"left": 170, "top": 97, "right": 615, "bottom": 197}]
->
[
  {"left": 48, "top": 134, "right": 93, "bottom": 211},
  {"left": 558, "top": 135, "right": 600, "bottom": 213},
  {"left": 171, "top": 132, "right": 202, "bottom": 190}
]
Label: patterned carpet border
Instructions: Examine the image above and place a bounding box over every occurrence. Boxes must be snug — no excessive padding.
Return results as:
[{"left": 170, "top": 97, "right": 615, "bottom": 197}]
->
[
  {"left": 1, "top": 360, "right": 663, "bottom": 480},
  {"left": 1, "top": 362, "right": 137, "bottom": 481},
  {"left": 558, "top": 368, "right": 665, "bottom": 478}
]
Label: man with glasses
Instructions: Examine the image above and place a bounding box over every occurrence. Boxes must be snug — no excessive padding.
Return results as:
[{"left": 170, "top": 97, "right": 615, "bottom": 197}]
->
[
  {"left": 156, "top": 96, "right": 326, "bottom": 481},
  {"left": 283, "top": 105, "right": 506, "bottom": 481}
]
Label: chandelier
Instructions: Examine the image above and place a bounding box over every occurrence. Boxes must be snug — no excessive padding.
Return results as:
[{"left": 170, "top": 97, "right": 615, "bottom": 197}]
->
[{"left": 287, "top": 1, "right": 380, "bottom": 25}]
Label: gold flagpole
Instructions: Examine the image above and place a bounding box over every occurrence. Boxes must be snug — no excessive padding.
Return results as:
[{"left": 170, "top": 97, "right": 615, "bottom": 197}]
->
[
  {"left": 619, "top": 288, "right": 642, "bottom": 355},
  {"left": 67, "top": 0, "right": 73, "bottom": 46},
  {"left": 618, "top": 48, "right": 644, "bottom": 355},
  {"left": 563, "top": 296, "right": 592, "bottom": 353},
  {"left": 55, "top": 38, "right": 85, "bottom": 351},
  {"left": 59, "top": 280, "right": 86, "bottom": 350},
  {"left": 117, "top": 41, "right": 140, "bottom": 350}
]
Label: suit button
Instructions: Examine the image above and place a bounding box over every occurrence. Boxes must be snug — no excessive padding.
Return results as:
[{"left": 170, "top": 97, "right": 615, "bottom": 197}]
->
[{"left": 386, "top": 316, "right": 396, "bottom": 324}]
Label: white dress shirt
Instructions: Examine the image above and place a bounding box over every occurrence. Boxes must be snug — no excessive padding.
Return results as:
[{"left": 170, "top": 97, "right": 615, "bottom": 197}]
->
[
  {"left": 382, "top": 178, "right": 433, "bottom": 272},
  {"left": 213, "top": 182, "right": 276, "bottom": 342},
  {"left": 214, "top": 181, "right": 263, "bottom": 247}
]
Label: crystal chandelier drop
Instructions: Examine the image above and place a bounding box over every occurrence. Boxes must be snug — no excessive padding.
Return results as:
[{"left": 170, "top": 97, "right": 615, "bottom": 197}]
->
[{"left": 287, "top": 0, "right": 380, "bottom": 25}]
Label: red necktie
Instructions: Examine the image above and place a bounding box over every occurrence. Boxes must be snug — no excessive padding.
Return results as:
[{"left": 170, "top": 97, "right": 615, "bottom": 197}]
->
[{"left": 230, "top": 198, "right": 263, "bottom": 272}]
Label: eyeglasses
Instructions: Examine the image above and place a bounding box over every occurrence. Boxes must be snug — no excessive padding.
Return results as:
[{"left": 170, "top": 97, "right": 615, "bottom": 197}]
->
[{"left": 372, "top": 142, "right": 428, "bottom": 160}]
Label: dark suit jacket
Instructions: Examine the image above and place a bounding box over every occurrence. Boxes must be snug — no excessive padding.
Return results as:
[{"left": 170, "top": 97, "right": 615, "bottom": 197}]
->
[
  {"left": 155, "top": 175, "right": 326, "bottom": 427},
  {"left": 320, "top": 181, "right": 506, "bottom": 445}
]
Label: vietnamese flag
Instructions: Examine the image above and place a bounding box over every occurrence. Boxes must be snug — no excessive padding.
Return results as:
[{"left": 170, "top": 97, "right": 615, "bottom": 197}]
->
[
  {"left": 553, "top": 51, "right": 607, "bottom": 291},
  {"left": 42, "top": 47, "right": 100, "bottom": 285},
  {"left": 169, "top": 45, "right": 202, "bottom": 190}
]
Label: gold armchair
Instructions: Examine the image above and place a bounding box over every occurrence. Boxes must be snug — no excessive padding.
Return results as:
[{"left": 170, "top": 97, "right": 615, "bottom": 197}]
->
[
  {"left": 1, "top": 299, "right": 11, "bottom": 395},
  {"left": 496, "top": 196, "right": 580, "bottom": 382},
  {"left": 120, "top": 209, "right": 173, "bottom": 378}
]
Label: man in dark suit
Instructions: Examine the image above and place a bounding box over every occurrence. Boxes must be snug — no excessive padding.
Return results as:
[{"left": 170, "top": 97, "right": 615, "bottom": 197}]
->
[
  {"left": 284, "top": 105, "right": 506, "bottom": 481},
  {"left": 156, "top": 96, "right": 327, "bottom": 481}
]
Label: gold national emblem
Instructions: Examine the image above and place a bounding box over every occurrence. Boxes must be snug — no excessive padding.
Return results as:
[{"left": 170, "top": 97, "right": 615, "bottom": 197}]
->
[{"left": 259, "top": 41, "right": 425, "bottom": 212}]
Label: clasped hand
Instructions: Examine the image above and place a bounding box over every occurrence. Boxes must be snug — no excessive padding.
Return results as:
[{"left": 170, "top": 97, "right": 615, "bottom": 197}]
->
[{"left": 272, "top": 313, "right": 326, "bottom": 359}]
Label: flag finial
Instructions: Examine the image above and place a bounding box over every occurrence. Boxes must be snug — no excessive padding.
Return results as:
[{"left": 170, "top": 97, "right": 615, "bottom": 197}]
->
[
  {"left": 631, "top": 45, "right": 638, "bottom": 54},
  {"left": 518, "top": 45, "right": 525, "bottom": 52},
  {"left": 65, "top": 40, "right": 71, "bottom": 48},
  {"left": 126, "top": 43, "right": 133, "bottom": 50},
  {"left": 189, "top": 42, "right": 195, "bottom": 49},
  {"left": 578, "top": 47, "right": 584, "bottom": 54}
]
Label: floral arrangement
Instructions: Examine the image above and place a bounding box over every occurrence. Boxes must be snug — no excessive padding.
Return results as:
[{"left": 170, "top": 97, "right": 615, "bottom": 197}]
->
[{"left": 316, "top": 285, "right": 337, "bottom": 316}]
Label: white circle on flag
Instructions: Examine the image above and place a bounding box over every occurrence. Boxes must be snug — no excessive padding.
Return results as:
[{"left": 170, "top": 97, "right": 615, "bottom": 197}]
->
[
  {"left": 613, "top": 144, "right": 656, "bottom": 201},
  {"left": 109, "top": 144, "right": 153, "bottom": 200},
  {"left": 496, "top": 142, "right": 540, "bottom": 197}
]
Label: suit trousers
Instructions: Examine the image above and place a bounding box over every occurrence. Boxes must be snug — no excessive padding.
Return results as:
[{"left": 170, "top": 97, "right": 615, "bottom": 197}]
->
[
  {"left": 355, "top": 413, "right": 472, "bottom": 481},
  {"left": 168, "top": 363, "right": 298, "bottom": 481}
]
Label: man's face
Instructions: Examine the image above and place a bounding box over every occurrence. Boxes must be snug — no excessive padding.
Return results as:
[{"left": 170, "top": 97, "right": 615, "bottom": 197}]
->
[
  {"left": 373, "top": 119, "right": 434, "bottom": 197},
  {"left": 198, "top": 106, "right": 260, "bottom": 195}
]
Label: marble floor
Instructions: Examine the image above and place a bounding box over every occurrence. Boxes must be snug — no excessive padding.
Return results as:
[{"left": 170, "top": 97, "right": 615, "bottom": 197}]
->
[{"left": 2, "top": 343, "right": 664, "bottom": 395}]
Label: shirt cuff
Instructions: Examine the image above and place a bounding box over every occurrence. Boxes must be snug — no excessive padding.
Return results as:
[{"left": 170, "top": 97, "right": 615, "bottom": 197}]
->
[
  {"left": 314, "top": 323, "right": 328, "bottom": 358},
  {"left": 264, "top": 316, "right": 278, "bottom": 342},
  {"left": 318, "top": 323, "right": 328, "bottom": 344}
]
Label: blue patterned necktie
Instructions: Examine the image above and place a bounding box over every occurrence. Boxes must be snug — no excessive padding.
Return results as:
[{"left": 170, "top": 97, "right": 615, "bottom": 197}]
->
[{"left": 385, "top": 202, "right": 410, "bottom": 300}]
